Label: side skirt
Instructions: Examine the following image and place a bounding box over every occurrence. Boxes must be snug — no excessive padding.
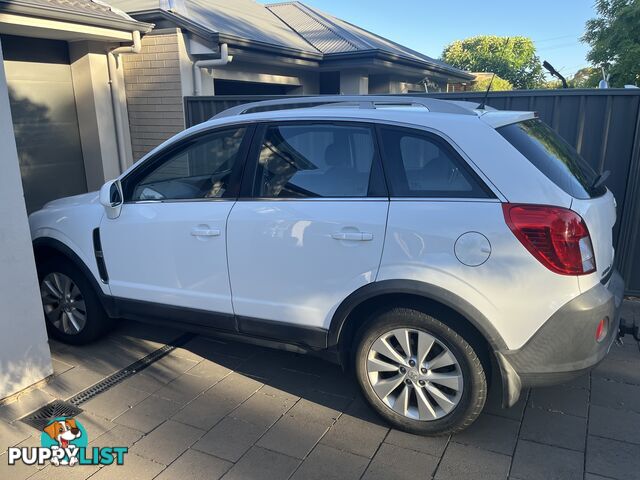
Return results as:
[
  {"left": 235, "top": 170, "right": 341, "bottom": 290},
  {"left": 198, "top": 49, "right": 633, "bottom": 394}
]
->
[{"left": 111, "top": 297, "right": 338, "bottom": 363}]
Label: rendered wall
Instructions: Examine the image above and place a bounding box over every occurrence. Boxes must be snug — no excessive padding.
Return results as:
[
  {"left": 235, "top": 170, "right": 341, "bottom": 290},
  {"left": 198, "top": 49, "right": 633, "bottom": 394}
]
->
[{"left": 0, "top": 39, "right": 53, "bottom": 400}]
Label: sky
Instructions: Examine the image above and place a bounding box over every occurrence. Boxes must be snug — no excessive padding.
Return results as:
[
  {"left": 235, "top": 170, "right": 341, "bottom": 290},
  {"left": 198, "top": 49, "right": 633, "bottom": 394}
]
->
[{"left": 262, "top": 0, "right": 598, "bottom": 79}]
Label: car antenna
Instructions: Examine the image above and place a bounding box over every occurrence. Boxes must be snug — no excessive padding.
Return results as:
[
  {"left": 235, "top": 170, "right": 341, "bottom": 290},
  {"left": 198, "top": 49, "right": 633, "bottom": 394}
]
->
[{"left": 477, "top": 73, "right": 495, "bottom": 110}]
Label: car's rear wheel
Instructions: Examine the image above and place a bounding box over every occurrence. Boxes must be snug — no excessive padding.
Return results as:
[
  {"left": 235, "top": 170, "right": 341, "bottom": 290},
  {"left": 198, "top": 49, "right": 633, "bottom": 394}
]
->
[
  {"left": 354, "top": 307, "right": 487, "bottom": 435},
  {"left": 38, "top": 257, "right": 112, "bottom": 344}
]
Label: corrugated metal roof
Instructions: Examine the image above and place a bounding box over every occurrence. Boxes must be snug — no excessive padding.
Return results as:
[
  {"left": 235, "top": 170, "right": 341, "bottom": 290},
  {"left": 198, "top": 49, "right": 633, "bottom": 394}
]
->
[
  {"left": 109, "top": 0, "right": 316, "bottom": 52},
  {"left": 4, "top": 0, "right": 139, "bottom": 23},
  {"left": 267, "top": 1, "right": 469, "bottom": 75}
]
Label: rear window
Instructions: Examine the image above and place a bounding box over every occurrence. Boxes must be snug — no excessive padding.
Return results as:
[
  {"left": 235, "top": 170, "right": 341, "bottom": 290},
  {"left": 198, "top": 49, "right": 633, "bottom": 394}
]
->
[{"left": 497, "top": 119, "right": 606, "bottom": 199}]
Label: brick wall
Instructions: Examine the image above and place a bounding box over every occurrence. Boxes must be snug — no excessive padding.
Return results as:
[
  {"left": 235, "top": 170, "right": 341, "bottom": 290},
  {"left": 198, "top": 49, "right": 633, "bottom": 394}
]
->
[{"left": 122, "top": 30, "right": 186, "bottom": 161}]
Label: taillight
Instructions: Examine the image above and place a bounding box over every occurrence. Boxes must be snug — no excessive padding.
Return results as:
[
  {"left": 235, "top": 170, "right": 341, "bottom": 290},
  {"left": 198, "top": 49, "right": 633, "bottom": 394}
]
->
[{"left": 502, "top": 203, "right": 596, "bottom": 275}]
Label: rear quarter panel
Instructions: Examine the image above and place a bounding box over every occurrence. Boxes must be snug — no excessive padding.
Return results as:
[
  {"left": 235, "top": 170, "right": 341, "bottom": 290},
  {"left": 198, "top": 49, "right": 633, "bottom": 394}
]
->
[{"left": 378, "top": 200, "right": 582, "bottom": 349}]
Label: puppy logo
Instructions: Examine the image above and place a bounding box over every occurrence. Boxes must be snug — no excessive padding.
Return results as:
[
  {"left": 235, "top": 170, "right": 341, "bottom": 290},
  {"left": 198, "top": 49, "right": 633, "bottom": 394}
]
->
[{"left": 40, "top": 417, "right": 87, "bottom": 466}]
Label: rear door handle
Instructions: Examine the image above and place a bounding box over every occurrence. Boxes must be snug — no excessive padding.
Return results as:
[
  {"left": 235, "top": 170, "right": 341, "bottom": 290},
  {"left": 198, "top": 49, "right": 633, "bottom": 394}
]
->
[
  {"left": 191, "top": 228, "right": 221, "bottom": 237},
  {"left": 331, "top": 232, "right": 374, "bottom": 241}
]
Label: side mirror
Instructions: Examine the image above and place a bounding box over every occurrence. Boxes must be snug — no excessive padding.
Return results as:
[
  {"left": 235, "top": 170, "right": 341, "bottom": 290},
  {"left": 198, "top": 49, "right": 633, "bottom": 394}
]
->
[{"left": 99, "top": 179, "right": 123, "bottom": 219}]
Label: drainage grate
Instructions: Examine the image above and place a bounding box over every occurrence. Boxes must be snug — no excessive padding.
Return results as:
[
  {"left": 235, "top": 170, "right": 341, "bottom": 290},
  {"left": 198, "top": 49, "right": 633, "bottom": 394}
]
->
[
  {"left": 67, "top": 332, "right": 195, "bottom": 406},
  {"left": 20, "top": 399, "right": 83, "bottom": 430},
  {"left": 19, "top": 332, "right": 195, "bottom": 430}
]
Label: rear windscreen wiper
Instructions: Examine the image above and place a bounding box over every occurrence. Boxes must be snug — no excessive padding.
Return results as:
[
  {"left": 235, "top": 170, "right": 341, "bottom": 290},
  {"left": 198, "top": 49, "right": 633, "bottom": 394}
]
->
[{"left": 592, "top": 170, "right": 610, "bottom": 190}]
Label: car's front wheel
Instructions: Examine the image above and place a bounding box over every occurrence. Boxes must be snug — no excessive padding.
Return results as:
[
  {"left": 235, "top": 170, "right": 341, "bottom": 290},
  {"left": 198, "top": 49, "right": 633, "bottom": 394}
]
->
[
  {"left": 38, "top": 257, "right": 112, "bottom": 344},
  {"left": 354, "top": 307, "right": 487, "bottom": 435}
]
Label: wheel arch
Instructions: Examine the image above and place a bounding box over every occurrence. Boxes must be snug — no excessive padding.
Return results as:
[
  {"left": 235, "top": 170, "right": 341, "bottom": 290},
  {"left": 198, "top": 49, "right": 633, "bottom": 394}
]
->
[
  {"left": 328, "top": 280, "right": 507, "bottom": 366},
  {"left": 32, "top": 237, "right": 116, "bottom": 317}
]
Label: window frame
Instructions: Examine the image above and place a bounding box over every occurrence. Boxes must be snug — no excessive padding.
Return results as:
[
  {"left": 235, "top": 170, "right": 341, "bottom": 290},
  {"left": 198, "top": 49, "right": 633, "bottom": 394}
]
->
[
  {"left": 121, "top": 123, "right": 256, "bottom": 203},
  {"left": 375, "top": 124, "right": 496, "bottom": 200},
  {"left": 239, "top": 120, "right": 388, "bottom": 200}
]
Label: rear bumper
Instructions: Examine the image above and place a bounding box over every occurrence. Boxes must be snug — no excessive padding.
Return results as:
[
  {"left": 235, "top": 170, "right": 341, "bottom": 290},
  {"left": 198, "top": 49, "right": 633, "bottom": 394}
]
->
[{"left": 496, "top": 270, "right": 625, "bottom": 407}]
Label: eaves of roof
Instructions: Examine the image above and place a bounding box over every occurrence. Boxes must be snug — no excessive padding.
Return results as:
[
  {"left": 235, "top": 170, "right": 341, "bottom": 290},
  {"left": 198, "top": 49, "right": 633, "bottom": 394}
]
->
[{"left": 0, "top": 0, "right": 154, "bottom": 33}]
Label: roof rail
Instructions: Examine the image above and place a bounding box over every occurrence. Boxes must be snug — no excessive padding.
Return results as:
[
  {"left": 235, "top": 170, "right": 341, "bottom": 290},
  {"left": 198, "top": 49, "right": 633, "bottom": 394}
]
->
[{"left": 212, "top": 95, "right": 477, "bottom": 119}]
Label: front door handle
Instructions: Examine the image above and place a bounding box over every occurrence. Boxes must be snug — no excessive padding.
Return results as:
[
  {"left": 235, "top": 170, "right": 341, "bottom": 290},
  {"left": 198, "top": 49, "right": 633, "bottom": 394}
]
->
[
  {"left": 331, "top": 232, "right": 374, "bottom": 241},
  {"left": 191, "top": 228, "right": 221, "bottom": 237}
]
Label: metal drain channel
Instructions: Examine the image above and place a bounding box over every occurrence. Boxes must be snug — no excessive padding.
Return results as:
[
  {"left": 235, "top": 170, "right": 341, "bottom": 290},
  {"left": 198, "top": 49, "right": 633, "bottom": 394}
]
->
[
  {"left": 20, "top": 332, "right": 195, "bottom": 430},
  {"left": 68, "top": 332, "right": 195, "bottom": 406}
]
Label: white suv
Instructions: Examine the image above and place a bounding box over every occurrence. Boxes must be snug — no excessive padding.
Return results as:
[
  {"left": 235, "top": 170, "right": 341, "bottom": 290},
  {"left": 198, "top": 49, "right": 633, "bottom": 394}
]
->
[{"left": 29, "top": 96, "right": 624, "bottom": 435}]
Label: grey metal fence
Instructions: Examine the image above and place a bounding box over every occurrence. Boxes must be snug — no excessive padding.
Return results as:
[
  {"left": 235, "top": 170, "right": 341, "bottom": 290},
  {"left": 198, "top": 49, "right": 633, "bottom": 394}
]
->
[{"left": 184, "top": 90, "right": 640, "bottom": 295}]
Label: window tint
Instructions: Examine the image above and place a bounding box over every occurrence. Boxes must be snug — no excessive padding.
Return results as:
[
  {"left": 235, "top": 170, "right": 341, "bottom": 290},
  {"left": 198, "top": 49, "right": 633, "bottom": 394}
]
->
[
  {"left": 378, "top": 127, "right": 490, "bottom": 198},
  {"left": 131, "top": 127, "right": 246, "bottom": 201},
  {"left": 253, "top": 124, "right": 375, "bottom": 198},
  {"left": 497, "top": 119, "right": 605, "bottom": 199}
]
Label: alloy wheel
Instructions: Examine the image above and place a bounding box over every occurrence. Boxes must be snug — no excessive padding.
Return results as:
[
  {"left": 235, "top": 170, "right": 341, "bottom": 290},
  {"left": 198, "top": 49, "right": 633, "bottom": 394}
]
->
[
  {"left": 366, "top": 328, "right": 463, "bottom": 420},
  {"left": 40, "top": 272, "right": 87, "bottom": 335}
]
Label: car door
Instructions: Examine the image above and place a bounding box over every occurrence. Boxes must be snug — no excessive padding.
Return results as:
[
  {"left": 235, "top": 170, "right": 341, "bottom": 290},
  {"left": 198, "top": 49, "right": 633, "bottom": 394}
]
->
[
  {"left": 226, "top": 121, "right": 389, "bottom": 340},
  {"left": 100, "top": 124, "right": 253, "bottom": 329}
]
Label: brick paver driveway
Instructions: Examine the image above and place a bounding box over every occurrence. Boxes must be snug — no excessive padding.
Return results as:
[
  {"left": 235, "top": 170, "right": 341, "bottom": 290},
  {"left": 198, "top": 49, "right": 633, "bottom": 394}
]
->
[{"left": 1, "top": 301, "right": 639, "bottom": 480}]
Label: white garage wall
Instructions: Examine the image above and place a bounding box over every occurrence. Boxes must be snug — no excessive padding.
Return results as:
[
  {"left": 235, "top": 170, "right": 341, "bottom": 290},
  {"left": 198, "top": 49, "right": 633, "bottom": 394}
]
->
[{"left": 0, "top": 39, "right": 53, "bottom": 400}]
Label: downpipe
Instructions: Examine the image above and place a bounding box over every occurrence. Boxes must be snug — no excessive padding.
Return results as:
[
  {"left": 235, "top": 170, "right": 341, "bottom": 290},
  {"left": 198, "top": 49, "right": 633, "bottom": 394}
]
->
[
  {"left": 193, "top": 43, "right": 232, "bottom": 96},
  {"left": 107, "top": 30, "right": 141, "bottom": 174}
]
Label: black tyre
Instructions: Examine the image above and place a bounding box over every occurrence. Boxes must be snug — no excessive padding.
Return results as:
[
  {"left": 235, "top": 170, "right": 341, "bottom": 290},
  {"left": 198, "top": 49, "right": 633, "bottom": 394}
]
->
[
  {"left": 354, "top": 307, "right": 487, "bottom": 435},
  {"left": 38, "top": 257, "right": 113, "bottom": 344}
]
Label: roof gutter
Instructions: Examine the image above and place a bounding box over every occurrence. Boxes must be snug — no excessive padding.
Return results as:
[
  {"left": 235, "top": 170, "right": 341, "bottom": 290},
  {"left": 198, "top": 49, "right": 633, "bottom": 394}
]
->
[
  {"left": 0, "top": 1, "right": 153, "bottom": 33},
  {"left": 193, "top": 43, "right": 232, "bottom": 96},
  {"left": 107, "top": 30, "right": 141, "bottom": 173}
]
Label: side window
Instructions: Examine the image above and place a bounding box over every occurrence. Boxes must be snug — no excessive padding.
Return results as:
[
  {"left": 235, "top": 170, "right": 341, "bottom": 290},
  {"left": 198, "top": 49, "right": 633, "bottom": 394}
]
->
[
  {"left": 129, "top": 127, "right": 247, "bottom": 201},
  {"left": 252, "top": 123, "right": 376, "bottom": 198},
  {"left": 378, "top": 126, "right": 491, "bottom": 198}
]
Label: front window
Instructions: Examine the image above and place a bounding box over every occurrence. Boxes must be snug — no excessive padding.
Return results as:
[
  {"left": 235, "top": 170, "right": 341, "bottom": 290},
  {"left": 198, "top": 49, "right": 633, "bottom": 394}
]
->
[{"left": 128, "top": 127, "right": 247, "bottom": 201}]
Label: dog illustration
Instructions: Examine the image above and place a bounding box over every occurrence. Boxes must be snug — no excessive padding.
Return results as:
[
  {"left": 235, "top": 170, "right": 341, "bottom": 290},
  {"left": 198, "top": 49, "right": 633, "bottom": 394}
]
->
[{"left": 43, "top": 418, "right": 82, "bottom": 466}]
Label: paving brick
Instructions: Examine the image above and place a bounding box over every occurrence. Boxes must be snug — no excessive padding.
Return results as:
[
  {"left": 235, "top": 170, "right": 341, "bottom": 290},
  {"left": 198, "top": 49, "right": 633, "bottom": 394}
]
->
[
  {"left": 172, "top": 373, "right": 261, "bottom": 430},
  {"left": 230, "top": 390, "right": 296, "bottom": 429},
  {"left": 120, "top": 371, "right": 166, "bottom": 394},
  {"left": 222, "top": 446, "right": 300, "bottom": 480},
  {"left": 90, "top": 453, "right": 164, "bottom": 480},
  {"left": 114, "top": 394, "right": 182, "bottom": 433},
  {"left": 155, "top": 448, "right": 232, "bottom": 480},
  {"left": 384, "top": 429, "right": 448, "bottom": 457},
  {"left": 186, "top": 359, "right": 233, "bottom": 380},
  {"left": 131, "top": 420, "right": 204, "bottom": 464},
  {"left": 192, "top": 417, "right": 266, "bottom": 462},
  {"left": 29, "top": 463, "right": 100, "bottom": 480},
  {"left": 511, "top": 440, "right": 583, "bottom": 480},
  {"left": 0, "top": 419, "right": 34, "bottom": 452},
  {"left": 290, "top": 444, "right": 369, "bottom": 480},
  {"left": 81, "top": 383, "right": 149, "bottom": 420},
  {"left": 529, "top": 385, "right": 589, "bottom": 417},
  {"left": 362, "top": 443, "right": 439, "bottom": 480},
  {"left": 0, "top": 388, "right": 54, "bottom": 422},
  {"left": 590, "top": 377, "right": 640, "bottom": 413},
  {"left": 586, "top": 435, "right": 640, "bottom": 480},
  {"left": 593, "top": 358, "right": 640, "bottom": 385},
  {"left": 320, "top": 413, "right": 388, "bottom": 458},
  {"left": 153, "top": 373, "right": 219, "bottom": 405},
  {"left": 589, "top": 404, "right": 640, "bottom": 444},
  {"left": 435, "top": 442, "right": 510, "bottom": 480},
  {"left": 50, "top": 358, "right": 74, "bottom": 375},
  {"left": 452, "top": 413, "right": 519, "bottom": 455},
  {"left": 75, "top": 412, "right": 117, "bottom": 442},
  {"left": 43, "top": 367, "right": 104, "bottom": 400},
  {"left": 90, "top": 424, "right": 144, "bottom": 448},
  {"left": 0, "top": 450, "right": 38, "bottom": 480},
  {"left": 520, "top": 406, "right": 587, "bottom": 451},
  {"left": 136, "top": 353, "right": 199, "bottom": 385},
  {"left": 256, "top": 412, "right": 333, "bottom": 459}
]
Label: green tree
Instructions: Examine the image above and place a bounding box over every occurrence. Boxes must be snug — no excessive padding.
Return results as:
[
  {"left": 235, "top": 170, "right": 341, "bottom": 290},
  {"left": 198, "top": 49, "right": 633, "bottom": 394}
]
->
[
  {"left": 469, "top": 74, "right": 513, "bottom": 91},
  {"left": 583, "top": 0, "right": 640, "bottom": 87},
  {"left": 571, "top": 67, "right": 602, "bottom": 88},
  {"left": 441, "top": 36, "right": 545, "bottom": 89}
]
